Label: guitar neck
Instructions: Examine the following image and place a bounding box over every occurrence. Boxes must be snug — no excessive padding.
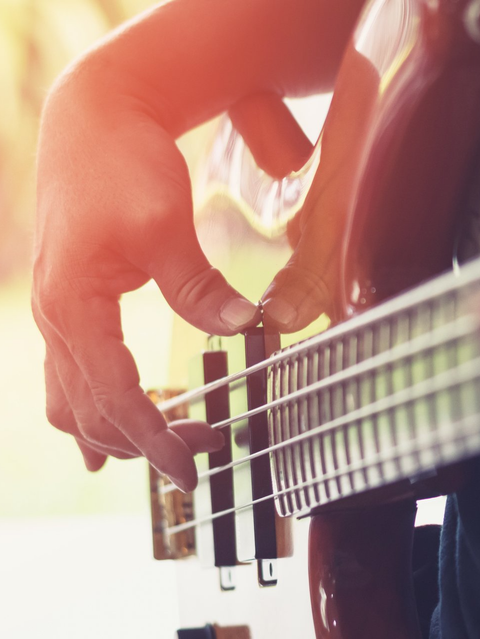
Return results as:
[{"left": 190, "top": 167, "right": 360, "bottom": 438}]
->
[{"left": 269, "top": 257, "right": 480, "bottom": 517}]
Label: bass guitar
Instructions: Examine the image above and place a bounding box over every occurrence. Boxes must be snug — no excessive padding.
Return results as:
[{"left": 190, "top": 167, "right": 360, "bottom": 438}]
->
[{"left": 148, "top": 0, "right": 480, "bottom": 636}]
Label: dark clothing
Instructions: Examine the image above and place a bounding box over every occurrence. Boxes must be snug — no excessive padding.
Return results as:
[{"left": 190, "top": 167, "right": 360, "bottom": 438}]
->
[
  {"left": 429, "top": 461, "right": 480, "bottom": 639},
  {"left": 413, "top": 525, "right": 441, "bottom": 639}
]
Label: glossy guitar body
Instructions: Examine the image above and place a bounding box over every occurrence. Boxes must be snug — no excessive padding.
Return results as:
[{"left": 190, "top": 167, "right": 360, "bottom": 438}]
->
[{"left": 151, "top": 1, "right": 480, "bottom": 637}]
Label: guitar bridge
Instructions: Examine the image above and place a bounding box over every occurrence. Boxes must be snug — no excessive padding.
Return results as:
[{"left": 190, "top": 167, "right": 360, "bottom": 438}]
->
[{"left": 148, "top": 390, "right": 196, "bottom": 560}]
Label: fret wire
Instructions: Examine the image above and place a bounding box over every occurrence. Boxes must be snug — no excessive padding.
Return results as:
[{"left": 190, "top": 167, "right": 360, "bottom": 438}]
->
[
  {"left": 425, "top": 301, "right": 439, "bottom": 467},
  {"left": 342, "top": 334, "right": 354, "bottom": 492},
  {"left": 159, "top": 355, "right": 480, "bottom": 496},
  {"left": 405, "top": 308, "right": 420, "bottom": 472},
  {"left": 318, "top": 345, "right": 331, "bottom": 501},
  {"left": 371, "top": 323, "right": 383, "bottom": 484},
  {"left": 280, "top": 360, "right": 294, "bottom": 513},
  {"left": 270, "top": 364, "right": 285, "bottom": 512},
  {"left": 298, "top": 353, "right": 312, "bottom": 507},
  {"left": 164, "top": 410, "right": 480, "bottom": 536},
  {"left": 199, "top": 317, "right": 478, "bottom": 432},
  {"left": 307, "top": 350, "right": 321, "bottom": 503},
  {"left": 156, "top": 261, "right": 480, "bottom": 414},
  {"left": 330, "top": 340, "right": 342, "bottom": 496},
  {"left": 356, "top": 328, "right": 369, "bottom": 488},
  {"left": 385, "top": 319, "right": 400, "bottom": 478},
  {"left": 288, "top": 356, "right": 302, "bottom": 509}
]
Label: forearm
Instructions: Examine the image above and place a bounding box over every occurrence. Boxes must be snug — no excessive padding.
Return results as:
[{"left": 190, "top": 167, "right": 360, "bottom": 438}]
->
[{"left": 46, "top": 0, "right": 365, "bottom": 138}]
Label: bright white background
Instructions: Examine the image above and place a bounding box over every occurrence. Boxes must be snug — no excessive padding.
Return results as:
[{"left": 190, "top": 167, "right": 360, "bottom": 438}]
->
[
  {"left": 0, "top": 280, "right": 180, "bottom": 638},
  {"left": 0, "top": 515, "right": 178, "bottom": 638}
]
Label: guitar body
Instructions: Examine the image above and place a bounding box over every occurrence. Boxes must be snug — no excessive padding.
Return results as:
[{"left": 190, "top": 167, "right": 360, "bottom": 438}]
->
[{"left": 153, "top": 1, "right": 480, "bottom": 637}]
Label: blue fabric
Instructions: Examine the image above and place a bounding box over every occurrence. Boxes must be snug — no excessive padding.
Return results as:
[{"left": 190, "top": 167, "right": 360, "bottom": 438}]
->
[{"left": 430, "top": 461, "right": 480, "bottom": 638}]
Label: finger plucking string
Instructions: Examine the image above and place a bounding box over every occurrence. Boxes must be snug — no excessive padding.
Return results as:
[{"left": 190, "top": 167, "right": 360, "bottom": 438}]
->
[{"left": 39, "top": 293, "right": 205, "bottom": 491}]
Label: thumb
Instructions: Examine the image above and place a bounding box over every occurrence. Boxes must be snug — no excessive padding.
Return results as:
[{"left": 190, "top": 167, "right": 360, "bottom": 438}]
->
[
  {"left": 152, "top": 222, "right": 261, "bottom": 336},
  {"left": 118, "top": 137, "right": 261, "bottom": 336},
  {"left": 229, "top": 92, "right": 314, "bottom": 179},
  {"left": 261, "top": 212, "right": 341, "bottom": 333}
]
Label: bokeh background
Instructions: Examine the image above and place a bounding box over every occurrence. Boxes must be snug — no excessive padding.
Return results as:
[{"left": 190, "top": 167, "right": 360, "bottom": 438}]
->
[{"left": 0, "top": 2, "right": 180, "bottom": 636}]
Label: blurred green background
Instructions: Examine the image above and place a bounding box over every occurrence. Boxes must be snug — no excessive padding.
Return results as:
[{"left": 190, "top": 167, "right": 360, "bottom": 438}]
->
[{"left": 0, "top": 0, "right": 178, "bottom": 520}]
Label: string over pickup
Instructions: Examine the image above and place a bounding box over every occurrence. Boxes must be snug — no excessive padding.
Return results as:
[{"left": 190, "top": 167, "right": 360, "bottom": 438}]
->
[{"left": 188, "top": 346, "right": 237, "bottom": 570}]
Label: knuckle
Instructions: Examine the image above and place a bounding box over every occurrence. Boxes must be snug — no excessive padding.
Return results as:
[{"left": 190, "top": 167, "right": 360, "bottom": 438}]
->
[
  {"left": 32, "top": 269, "right": 65, "bottom": 323},
  {"left": 78, "top": 415, "right": 106, "bottom": 445},
  {"left": 171, "top": 265, "right": 223, "bottom": 309},
  {"left": 300, "top": 266, "right": 331, "bottom": 303},
  {"left": 89, "top": 384, "right": 126, "bottom": 425},
  {"left": 90, "top": 391, "right": 112, "bottom": 422},
  {"left": 88, "top": 375, "right": 129, "bottom": 416},
  {"left": 282, "top": 262, "right": 331, "bottom": 301}
]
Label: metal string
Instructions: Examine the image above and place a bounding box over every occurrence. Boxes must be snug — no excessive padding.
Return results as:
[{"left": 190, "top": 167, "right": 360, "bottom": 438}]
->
[
  {"left": 159, "top": 317, "right": 478, "bottom": 496},
  {"left": 155, "top": 258, "right": 480, "bottom": 414},
  {"left": 164, "top": 410, "right": 480, "bottom": 535},
  {"left": 155, "top": 260, "right": 480, "bottom": 535}
]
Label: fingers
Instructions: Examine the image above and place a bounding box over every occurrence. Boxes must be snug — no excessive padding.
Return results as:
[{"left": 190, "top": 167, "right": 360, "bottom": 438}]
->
[
  {"left": 128, "top": 198, "right": 261, "bottom": 336},
  {"left": 156, "top": 251, "right": 262, "bottom": 336},
  {"left": 261, "top": 262, "right": 332, "bottom": 334},
  {"left": 75, "top": 440, "right": 108, "bottom": 472},
  {"left": 36, "top": 293, "right": 208, "bottom": 491},
  {"left": 107, "top": 128, "right": 261, "bottom": 337},
  {"left": 75, "top": 421, "right": 226, "bottom": 474},
  {"left": 229, "top": 92, "right": 314, "bottom": 179},
  {"left": 44, "top": 341, "right": 141, "bottom": 457},
  {"left": 44, "top": 348, "right": 80, "bottom": 437},
  {"left": 35, "top": 249, "right": 229, "bottom": 491},
  {"left": 261, "top": 203, "right": 341, "bottom": 333},
  {"left": 169, "top": 420, "right": 225, "bottom": 455},
  {"left": 44, "top": 333, "right": 224, "bottom": 482},
  {"left": 44, "top": 345, "right": 138, "bottom": 461}
]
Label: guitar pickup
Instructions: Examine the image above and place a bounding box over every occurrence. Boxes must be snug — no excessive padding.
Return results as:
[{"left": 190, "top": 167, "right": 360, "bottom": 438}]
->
[
  {"left": 229, "top": 328, "right": 292, "bottom": 577},
  {"left": 188, "top": 344, "right": 237, "bottom": 571},
  {"left": 147, "top": 329, "right": 293, "bottom": 586}
]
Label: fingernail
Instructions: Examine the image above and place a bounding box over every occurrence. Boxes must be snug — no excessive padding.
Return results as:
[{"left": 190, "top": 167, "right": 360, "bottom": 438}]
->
[
  {"left": 169, "top": 474, "right": 194, "bottom": 494},
  {"left": 220, "top": 298, "right": 259, "bottom": 331},
  {"left": 264, "top": 298, "right": 297, "bottom": 327}
]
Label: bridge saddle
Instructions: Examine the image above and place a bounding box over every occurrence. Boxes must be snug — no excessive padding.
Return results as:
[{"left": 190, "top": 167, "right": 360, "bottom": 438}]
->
[{"left": 148, "top": 390, "right": 196, "bottom": 561}]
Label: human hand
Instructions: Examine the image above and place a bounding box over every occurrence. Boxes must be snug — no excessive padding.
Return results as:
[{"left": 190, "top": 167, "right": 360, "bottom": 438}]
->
[
  {"left": 32, "top": 73, "right": 260, "bottom": 491},
  {"left": 261, "top": 42, "right": 381, "bottom": 332},
  {"left": 32, "top": 0, "right": 367, "bottom": 489}
]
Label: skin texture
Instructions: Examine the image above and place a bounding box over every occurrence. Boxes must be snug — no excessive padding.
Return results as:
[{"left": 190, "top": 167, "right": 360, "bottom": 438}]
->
[{"left": 32, "top": 0, "right": 366, "bottom": 490}]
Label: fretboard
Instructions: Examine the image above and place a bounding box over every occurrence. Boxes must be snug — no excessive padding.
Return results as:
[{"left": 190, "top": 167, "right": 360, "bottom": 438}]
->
[{"left": 268, "top": 259, "right": 480, "bottom": 517}]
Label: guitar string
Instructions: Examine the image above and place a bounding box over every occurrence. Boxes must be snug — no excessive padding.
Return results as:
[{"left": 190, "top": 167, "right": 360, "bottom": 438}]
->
[
  {"left": 164, "top": 411, "right": 480, "bottom": 536},
  {"left": 156, "top": 261, "right": 480, "bottom": 414},
  {"left": 158, "top": 317, "right": 478, "bottom": 496},
  {"left": 206, "top": 316, "right": 475, "bottom": 431},
  {"left": 161, "top": 356, "right": 480, "bottom": 498},
  {"left": 160, "top": 271, "right": 480, "bottom": 534}
]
